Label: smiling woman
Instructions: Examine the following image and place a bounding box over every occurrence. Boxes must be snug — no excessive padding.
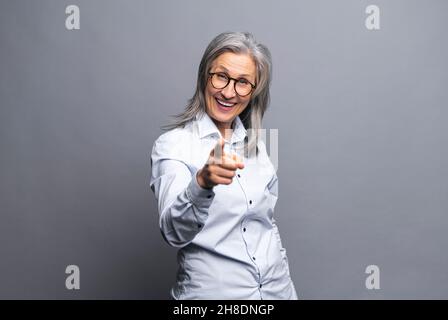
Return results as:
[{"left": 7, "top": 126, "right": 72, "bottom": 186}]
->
[{"left": 150, "top": 32, "right": 298, "bottom": 300}]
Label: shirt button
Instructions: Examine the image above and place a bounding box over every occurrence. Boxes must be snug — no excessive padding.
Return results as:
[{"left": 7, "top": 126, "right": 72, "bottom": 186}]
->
[
  {"left": 207, "top": 194, "right": 212, "bottom": 199},
  {"left": 198, "top": 224, "right": 202, "bottom": 228},
  {"left": 249, "top": 200, "right": 252, "bottom": 205},
  {"left": 243, "top": 227, "right": 246, "bottom": 232},
  {"left": 252, "top": 257, "right": 256, "bottom": 261},
  {"left": 237, "top": 174, "right": 241, "bottom": 178},
  {"left": 259, "top": 283, "right": 263, "bottom": 288}
]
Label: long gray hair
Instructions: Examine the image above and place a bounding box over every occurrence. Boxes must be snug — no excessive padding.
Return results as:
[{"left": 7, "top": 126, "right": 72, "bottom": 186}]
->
[{"left": 164, "top": 31, "right": 272, "bottom": 156}]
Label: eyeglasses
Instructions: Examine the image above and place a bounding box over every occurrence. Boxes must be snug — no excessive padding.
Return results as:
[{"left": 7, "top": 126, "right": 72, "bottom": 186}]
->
[{"left": 208, "top": 72, "right": 256, "bottom": 97}]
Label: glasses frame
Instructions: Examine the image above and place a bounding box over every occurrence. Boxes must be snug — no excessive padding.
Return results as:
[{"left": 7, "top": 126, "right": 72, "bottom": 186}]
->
[{"left": 208, "top": 72, "right": 256, "bottom": 97}]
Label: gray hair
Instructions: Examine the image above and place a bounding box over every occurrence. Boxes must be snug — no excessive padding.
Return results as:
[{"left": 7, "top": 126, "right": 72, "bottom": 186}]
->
[{"left": 163, "top": 31, "right": 272, "bottom": 156}]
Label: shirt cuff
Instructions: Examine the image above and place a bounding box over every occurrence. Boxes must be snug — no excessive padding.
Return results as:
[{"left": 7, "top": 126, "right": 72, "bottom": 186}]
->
[{"left": 186, "top": 169, "right": 215, "bottom": 210}]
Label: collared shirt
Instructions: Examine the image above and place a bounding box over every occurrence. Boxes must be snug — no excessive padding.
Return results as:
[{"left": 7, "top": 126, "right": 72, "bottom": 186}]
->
[{"left": 149, "top": 112, "right": 298, "bottom": 300}]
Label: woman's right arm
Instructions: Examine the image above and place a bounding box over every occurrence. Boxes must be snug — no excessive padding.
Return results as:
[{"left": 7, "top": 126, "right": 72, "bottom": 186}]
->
[
  {"left": 150, "top": 146, "right": 216, "bottom": 248},
  {"left": 150, "top": 134, "right": 243, "bottom": 248}
]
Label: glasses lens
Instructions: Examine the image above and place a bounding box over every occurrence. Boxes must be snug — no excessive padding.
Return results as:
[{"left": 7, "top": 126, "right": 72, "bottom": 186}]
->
[
  {"left": 211, "top": 73, "right": 229, "bottom": 89},
  {"left": 235, "top": 81, "right": 252, "bottom": 96}
]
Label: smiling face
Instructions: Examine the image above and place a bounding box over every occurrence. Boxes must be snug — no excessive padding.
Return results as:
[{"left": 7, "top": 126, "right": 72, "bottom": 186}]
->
[{"left": 205, "top": 52, "right": 257, "bottom": 137}]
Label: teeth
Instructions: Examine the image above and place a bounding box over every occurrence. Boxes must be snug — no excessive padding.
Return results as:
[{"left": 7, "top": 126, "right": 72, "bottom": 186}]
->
[{"left": 217, "top": 99, "right": 235, "bottom": 107}]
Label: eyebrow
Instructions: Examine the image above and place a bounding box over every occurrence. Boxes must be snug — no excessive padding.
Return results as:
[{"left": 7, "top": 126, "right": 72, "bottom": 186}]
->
[{"left": 215, "top": 65, "right": 253, "bottom": 78}]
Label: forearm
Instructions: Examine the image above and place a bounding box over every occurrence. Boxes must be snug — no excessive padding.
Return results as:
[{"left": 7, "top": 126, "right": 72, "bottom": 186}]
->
[{"left": 157, "top": 170, "right": 215, "bottom": 248}]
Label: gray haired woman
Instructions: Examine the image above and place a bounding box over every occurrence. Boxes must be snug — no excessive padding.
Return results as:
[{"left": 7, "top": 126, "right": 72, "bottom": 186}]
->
[{"left": 150, "top": 31, "right": 298, "bottom": 300}]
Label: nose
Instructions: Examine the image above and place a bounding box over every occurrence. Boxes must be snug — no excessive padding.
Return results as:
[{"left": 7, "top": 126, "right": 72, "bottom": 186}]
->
[{"left": 221, "top": 79, "right": 237, "bottom": 99}]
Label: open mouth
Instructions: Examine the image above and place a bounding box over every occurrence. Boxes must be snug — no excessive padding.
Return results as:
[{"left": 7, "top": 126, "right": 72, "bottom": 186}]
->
[{"left": 215, "top": 98, "right": 236, "bottom": 111}]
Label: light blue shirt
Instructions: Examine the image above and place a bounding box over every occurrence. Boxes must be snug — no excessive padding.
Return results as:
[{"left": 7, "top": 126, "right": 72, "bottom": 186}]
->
[{"left": 150, "top": 112, "right": 298, "bottom": 300}]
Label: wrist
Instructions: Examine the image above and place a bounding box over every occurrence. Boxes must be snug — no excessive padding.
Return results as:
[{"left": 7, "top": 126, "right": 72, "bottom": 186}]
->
[{"left": 196, "top": 169, "right": 212, "bottom": 190}]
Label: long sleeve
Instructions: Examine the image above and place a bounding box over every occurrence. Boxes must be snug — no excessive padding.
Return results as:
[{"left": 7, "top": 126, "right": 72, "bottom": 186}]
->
[
  {"left": 268, "top": 171, "right": 295, "bottom": 286},
  {"left": 149, "top": 135, "right": 215, "bottom": 248},
  {"left": 267, "top": 172, "right": 287, "bottom": 258}
]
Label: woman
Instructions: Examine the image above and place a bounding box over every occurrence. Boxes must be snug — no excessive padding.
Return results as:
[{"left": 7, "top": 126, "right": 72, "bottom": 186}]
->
[{"left": 150, "top": 32, "right": 298, "bottom": 300}]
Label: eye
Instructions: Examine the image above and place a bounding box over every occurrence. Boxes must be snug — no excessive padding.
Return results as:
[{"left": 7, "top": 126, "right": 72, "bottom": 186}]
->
[
  {"left": 238, "top": 78, "right": 249, "bottom": 85},
  {"left": 216, "top": 73, "right": 228, "bottom": 80}
]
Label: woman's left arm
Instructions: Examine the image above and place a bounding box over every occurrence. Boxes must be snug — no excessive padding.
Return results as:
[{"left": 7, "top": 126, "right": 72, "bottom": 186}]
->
[{"left": 267, "top": 173, "right": 286, "bottom": 254}]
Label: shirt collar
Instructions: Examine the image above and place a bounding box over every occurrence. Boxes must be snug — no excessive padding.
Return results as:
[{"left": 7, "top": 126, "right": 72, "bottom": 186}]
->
[{"left": 195, "top": 112, "right": 247, "bottom": 144}]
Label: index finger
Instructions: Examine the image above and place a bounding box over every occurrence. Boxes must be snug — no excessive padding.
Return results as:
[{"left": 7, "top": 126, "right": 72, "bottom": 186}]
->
[{"left": 210, "top": 138, "right": 225, "bottom": 159}]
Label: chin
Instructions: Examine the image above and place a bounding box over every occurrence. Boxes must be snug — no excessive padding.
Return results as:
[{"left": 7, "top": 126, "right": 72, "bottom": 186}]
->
[
  {"left": 212, "top": 107, "right": 237, "bottom": 122},
  {"left": 212, "top": 114, "right": 235, "bottom": 126}
]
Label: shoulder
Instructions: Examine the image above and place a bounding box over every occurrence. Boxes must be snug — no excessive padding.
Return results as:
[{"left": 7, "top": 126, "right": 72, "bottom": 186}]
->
[
  {"left": 151, "top": 123, "right": 196, "bottom": 161},
  {"left": 154, "top": 126, "right": 189, "bottom": 146},
  {"left": 256, "top": 138, "right": 271, "bottom": 161},
  {"left": 257, "top": 138, "right": 267, "bottom": 153},
  {"left": 254, "top": 138, "right": 277, "bottom": 174}
]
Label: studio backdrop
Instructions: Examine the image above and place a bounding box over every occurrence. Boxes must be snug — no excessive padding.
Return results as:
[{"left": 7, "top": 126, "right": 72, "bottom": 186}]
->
[{"left": 1, "top": 0, "right": 447, "bottom": 299}]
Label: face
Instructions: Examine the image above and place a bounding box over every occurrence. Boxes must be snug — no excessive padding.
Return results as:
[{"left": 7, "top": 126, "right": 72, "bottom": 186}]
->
[{"left": 205, "top": 52, "right": 257, "bottom": 131}]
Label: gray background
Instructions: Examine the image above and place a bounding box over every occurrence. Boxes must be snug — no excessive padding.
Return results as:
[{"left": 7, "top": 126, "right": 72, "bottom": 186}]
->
[{"left": 1, "top": 0, "right": 447, "bottom": 299}]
